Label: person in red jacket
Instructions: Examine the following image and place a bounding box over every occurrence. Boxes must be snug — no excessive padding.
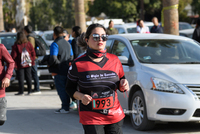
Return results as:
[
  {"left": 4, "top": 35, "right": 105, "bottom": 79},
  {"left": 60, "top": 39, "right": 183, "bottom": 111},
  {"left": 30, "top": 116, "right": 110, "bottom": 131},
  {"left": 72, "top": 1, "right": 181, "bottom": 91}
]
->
[
  {"left": 0, "top": 44, "right": 15, "bottom": 126},
  {"left": 11, "top": 31, "right": 35, "bottom": 95}
]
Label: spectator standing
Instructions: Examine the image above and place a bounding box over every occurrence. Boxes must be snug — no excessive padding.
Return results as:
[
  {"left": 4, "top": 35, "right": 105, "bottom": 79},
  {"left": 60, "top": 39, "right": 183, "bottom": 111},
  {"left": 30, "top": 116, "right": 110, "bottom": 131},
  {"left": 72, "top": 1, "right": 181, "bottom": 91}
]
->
[
  {"left": 11, "top": 32, "right": 35, "bottom": 95},
  {"left": 150, "top": 17, "right": 163, "bottom": 33},
  {"left": 137, "top": 19, "right": 150, "bottom": 33},
  {"left": 106, "top": 20, "right": 118, "bottom": 35},
  {"left": 48, "top": 26, "right": 73, "bottom": 113},
  {"left": 0, "top": 44, "right": 14, "bottom": 126},
  {"left": 71, "top": 26, "right": 84, "bottom": 59},
  {"left": 192, "top": 18, "right": 200, "bottom": 43},
  {"left": 24, "top": 25, "right": 41, "bottom": 94},
  {"left": 66, "top": 23, "right": 129, "bottom": 134}
]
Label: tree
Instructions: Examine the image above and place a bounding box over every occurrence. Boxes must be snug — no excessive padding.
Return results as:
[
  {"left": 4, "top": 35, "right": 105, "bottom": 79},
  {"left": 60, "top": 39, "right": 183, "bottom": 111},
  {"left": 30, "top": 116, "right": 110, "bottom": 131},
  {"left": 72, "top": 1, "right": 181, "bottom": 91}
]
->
[
  {"left": 0, "top": 0, "right": 4, "bottom": 31},
  {"left": 179, "top": 0, "right": 192, "bottom": 22},
  {"left": 29, "top": 0, "right": 75, "bottom": 30},
  {"left": 162, "top": 0, "right": 179, "bottom": 35},
  {"left": 75, "top": 0, "right": 86, "bottom": 32},
  {"left": 88, "top": 0, "right": 137, "bottom": 22},
  {"left": 3, "top": 0, "right": 17, "bottom": 30}
]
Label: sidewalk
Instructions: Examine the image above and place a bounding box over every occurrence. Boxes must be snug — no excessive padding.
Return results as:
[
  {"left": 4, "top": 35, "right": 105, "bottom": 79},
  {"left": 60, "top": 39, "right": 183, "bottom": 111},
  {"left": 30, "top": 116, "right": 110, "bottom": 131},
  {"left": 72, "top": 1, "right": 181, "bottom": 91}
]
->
[{"left": 0, "top": 89, "right": 83, "bottom": 134}]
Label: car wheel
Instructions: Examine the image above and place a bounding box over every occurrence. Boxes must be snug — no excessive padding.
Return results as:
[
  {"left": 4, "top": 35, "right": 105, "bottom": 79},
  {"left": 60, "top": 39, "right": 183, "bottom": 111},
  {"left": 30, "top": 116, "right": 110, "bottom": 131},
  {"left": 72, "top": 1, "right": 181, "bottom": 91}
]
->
[
  {"left": 130, "top": 90, "right": 155, "bottom": 130},
  {"left": 50, "top": 84, "right": 55, "bottom": 90}
]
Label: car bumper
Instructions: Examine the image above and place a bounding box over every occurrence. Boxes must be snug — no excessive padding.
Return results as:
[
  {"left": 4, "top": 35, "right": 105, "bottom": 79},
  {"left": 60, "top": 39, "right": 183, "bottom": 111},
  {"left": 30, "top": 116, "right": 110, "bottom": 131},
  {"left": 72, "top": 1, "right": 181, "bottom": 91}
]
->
[{"left": 146, "top": 89, "right": 200, "bottom": 122}]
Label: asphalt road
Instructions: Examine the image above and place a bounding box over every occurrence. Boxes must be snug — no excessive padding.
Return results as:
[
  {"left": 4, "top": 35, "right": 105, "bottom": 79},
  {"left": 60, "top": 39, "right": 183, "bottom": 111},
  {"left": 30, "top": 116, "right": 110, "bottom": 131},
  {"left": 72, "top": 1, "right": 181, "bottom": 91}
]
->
[{"left": 1, "top": 85, "right": 200, "bottom": 134}]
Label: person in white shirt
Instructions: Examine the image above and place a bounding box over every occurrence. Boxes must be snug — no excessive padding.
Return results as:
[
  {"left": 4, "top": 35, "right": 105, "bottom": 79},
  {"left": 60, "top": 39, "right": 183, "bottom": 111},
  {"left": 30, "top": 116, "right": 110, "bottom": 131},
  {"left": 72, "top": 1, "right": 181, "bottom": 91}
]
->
[{"left": 136, "top": 19, "right": 150, "bottom": 33}]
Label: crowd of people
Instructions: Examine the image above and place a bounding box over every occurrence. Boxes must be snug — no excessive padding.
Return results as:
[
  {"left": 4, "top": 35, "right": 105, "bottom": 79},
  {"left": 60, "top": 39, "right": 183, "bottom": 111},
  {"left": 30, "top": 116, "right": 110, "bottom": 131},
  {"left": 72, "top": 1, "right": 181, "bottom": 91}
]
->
[
  {"left": 1, "top": 17, "right": 199, "bottom": 133},
  {"left": 0, "top": 21, "right": 130, "bottom": 133}
]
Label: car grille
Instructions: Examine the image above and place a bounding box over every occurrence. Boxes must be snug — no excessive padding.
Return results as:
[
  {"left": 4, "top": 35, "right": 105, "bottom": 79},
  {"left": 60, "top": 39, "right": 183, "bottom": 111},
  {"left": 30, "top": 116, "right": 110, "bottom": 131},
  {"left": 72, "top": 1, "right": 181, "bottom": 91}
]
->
[{"left": 186, "top": 85, "right": 200, "bottom": 100}]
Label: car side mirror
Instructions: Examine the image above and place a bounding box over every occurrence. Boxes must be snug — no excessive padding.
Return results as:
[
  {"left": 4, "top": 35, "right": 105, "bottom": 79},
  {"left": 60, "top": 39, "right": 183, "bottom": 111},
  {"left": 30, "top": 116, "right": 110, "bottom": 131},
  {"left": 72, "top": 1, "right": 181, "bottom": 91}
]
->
[{"left": 118, "top": 56, "right": 134, "bottom": 66}]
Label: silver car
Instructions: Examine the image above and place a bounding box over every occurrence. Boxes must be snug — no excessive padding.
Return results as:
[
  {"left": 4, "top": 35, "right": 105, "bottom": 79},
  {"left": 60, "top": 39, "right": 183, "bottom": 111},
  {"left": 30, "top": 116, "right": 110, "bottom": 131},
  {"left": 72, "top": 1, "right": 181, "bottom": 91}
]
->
[
  {"left": 107, "top": 33, "right": 200, "bottom": 130},
  {"left": 39, "top": 30, "right": 54, "bottom": 47}
]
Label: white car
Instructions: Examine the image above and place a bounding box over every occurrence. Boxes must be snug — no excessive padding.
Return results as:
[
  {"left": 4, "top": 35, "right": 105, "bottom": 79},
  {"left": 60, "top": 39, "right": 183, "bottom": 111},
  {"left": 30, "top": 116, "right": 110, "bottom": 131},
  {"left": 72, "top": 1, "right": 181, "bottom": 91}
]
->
[
  {"left": 106, "top": 33, "right": 200, "bottom": 130},
  {"left": 179, "top": 28, "right": 194, "bottom": 39},
  {"left": 114, "top": 22, "right": 154, "bottom": 34},
  {"left": 40, "top": 30, "right": 54, "bottom": 47}
]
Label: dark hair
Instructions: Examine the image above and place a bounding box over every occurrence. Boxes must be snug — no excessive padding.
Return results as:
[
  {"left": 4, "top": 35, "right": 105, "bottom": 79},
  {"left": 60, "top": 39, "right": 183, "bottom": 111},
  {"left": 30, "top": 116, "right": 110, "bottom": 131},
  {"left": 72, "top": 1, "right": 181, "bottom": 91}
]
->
[
  {"left": 72, "top": 26, "right": 82, "bottom": 37},
  {"left": 78, "top": 23, "right": 106, "bottom": 50},
  {"left": 24, "top": 25, "right": 32, "bottom": 33},
  {"left": 77, "top": 32, "right": 87, "bottom": 51},
  {"left": 54, "top": 26, "right": 64, "bottom": 37},
  {"left": 197, "top": 18, "right": 200, "bottom": 26},
  {"left": 109, "top": 20, "right": 113, "bottom": 25},
  {"left": 15, "top": 31, "right": 28, "bottom": 44}
]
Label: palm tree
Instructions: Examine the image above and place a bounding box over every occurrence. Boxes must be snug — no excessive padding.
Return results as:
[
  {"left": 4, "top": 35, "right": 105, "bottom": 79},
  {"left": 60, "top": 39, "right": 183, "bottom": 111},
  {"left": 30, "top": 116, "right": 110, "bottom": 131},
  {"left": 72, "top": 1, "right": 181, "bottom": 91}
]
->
[
  {"left": 162, "top": 0, "right": 179, "bottom": 35},
  {"left": 75, "top": 0, "right": 86, "bottom": 32},
  {"left": 0, "top": 0, "right": 4, "bottom": 31}
]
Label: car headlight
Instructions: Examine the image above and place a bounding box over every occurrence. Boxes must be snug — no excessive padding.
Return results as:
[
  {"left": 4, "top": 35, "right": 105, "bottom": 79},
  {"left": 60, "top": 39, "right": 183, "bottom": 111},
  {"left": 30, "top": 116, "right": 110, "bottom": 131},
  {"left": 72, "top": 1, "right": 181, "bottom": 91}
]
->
[{"left": 151, "top": 77, "right": 184, "bottom": 94}]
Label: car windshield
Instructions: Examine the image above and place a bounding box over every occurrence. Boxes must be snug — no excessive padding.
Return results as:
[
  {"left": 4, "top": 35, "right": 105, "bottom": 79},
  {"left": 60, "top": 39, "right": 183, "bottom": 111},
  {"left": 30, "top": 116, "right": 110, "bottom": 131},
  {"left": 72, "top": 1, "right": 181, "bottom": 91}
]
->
[
  {"left": 127, "top": 26, "right": 153, "bottom": 33},
  {"left": 131, "top": 39, "right": 200, "bottom": 64},
  {"left": 179, "top": 23, "right": 193, "bottom": 30},
  {"left": 0, "top": 34, "right": 49, "bottom": 50},
  {"left": 45, "top": 33, "right": 53, "bottom": 41},
  {"left": 127, "top": 28, "right": 137, "bottom": 33},
  {"left": 0, "top": 35, "right": 16, "bottom": 50}
]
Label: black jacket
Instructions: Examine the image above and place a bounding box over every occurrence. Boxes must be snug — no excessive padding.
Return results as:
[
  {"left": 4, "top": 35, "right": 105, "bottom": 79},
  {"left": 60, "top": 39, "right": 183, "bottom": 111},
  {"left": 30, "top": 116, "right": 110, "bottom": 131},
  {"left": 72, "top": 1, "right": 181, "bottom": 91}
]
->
[
  {"left": 192, "top": 26, "right": 200, "bottom": 43},
  {"left": 150, "top": 25, "right": 163, "bottom": 33},
  {"left": 71, "top": 38, "right": 84, "bottom": 59}
]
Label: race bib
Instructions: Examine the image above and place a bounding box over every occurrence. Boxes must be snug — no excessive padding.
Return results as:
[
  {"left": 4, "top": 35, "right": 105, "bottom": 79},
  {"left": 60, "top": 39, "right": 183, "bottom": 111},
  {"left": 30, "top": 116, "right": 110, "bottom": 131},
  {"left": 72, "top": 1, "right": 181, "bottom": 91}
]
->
[{"left": 91, "top": 90, "right": 115, "bottom": 110}]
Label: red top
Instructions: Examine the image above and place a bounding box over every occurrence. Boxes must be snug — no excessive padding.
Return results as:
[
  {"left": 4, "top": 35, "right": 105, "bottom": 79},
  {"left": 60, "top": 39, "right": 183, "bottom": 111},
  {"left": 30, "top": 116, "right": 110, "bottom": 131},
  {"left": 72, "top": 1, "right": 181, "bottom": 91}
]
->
[
  {"left": 68, "top": 53, "right": 125, "bottom": 125},
  {"left": 0, "top": 44, "right": 15, "bottom": 98},
  {"left": 11, "top": 42, "right": 35, "bottom": 69}
]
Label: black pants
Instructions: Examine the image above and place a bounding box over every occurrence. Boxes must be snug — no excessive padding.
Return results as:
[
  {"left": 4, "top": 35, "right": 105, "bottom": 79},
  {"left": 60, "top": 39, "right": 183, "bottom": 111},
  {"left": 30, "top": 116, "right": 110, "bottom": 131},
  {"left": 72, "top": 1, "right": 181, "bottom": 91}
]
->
[
  {"left": 16, "top": 67, "right": 32, "bottom": 94},
  {"left": 82, "top": 119, "right": 123, "bottom": 134}
]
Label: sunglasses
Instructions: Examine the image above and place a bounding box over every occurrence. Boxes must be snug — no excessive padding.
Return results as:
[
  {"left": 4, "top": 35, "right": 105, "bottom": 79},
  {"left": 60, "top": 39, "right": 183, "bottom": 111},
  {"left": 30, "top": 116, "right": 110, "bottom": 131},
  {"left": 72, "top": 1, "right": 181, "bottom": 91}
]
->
[{"left": 91, "top": 34, "right": 108, "bottom": 42}]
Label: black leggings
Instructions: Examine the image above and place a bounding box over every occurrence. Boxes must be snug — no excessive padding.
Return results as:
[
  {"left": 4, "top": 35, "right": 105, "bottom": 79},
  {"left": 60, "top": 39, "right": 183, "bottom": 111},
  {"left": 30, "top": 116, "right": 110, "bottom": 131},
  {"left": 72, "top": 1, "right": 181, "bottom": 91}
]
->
[
  {"left": 16, "top": 67, "right": 32, "bottom": 94},
  {"left": 82, "top": 119, "right": 124, "bottom": 134}
]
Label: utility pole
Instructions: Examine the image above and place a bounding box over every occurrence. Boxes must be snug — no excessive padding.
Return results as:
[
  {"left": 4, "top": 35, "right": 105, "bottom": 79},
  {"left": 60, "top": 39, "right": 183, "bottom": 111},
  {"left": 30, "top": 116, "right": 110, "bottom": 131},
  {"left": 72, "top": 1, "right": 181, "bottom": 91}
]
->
[
  {"left": 162, "top": 0, "right": 179, "bottom": 35},
  {"left": 74, "top": 0, "right": 86, "bottom": 32},
  {"left": 0, "top": 0, "right": 4, "bottom": 31}
]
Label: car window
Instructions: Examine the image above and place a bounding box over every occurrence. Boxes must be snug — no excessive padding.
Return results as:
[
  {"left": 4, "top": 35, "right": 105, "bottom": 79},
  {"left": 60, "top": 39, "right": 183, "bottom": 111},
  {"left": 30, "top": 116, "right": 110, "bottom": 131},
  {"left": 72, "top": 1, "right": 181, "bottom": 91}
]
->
[
  {"left": 106, "top": 39, "right": 113, "bottom": 51},
  {"left": 117, "top": 28, "right": 125, "bottom": 34},
  {"left": 35, "top": 35, "right": 50, "bottom": 50},
  {"left": 127, "top": 28, "right": 137, "bottom": 33},
  {"left": 179, "top": 23, "right": 193, "bottom": 30},
  {"left": 131, "top": 39, "right": 200, "bottom": 64},
  {"left": 45, "top": 33, "right": 53, "bottom": 40},
  {"left": 111, "top": 40, "right": 130, "bottom": 59},
  {"left": 0, "top": 35, "right": 16, "bottom": 50}
]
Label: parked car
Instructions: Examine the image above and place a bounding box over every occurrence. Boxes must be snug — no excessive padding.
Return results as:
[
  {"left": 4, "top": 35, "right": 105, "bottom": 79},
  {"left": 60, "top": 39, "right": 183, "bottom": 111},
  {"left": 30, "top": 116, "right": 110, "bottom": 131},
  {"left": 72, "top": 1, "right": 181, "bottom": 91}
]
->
[
  {"left": 114, "top": 22, "right": 154, "bottom": 34},
  {"left": 106, "top": 33, "right": 200, "bottom": 130},
  {"left": 39, "top": 30, "right": 54, "bottom": 47},
  {"left": 0, "top": 32, "right": 55, "bottom": 89},
  {"left": 179, "top": 22, "right": 193, "bottom": 30},
  {"left": 179, "top": 28, "right": 194, "bottom": 38}
]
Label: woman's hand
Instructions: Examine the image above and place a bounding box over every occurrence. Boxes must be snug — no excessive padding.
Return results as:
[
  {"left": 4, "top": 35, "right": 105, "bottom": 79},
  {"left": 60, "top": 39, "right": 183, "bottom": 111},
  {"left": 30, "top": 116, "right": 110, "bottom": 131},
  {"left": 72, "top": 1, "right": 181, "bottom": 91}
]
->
[
  {"left": 1, "top": 77, "right": 10, "bottom": 88},
  {"left": 81, "top": 94, "right": 92, "bottom": 105},
  {"left": 119, "top": 79, "right": 129, "bottom": 92}
]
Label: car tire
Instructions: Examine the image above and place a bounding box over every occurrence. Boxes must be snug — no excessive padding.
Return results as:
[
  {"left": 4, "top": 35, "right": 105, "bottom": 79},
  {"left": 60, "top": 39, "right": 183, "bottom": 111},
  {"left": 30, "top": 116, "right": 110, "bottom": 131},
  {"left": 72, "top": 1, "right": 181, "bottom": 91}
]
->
[
  {"left": 50, "top": 84, "right": 55, "bottom": 90},
  {"left": 130, "top": 90, "right": 155, "bottom": 130}
]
